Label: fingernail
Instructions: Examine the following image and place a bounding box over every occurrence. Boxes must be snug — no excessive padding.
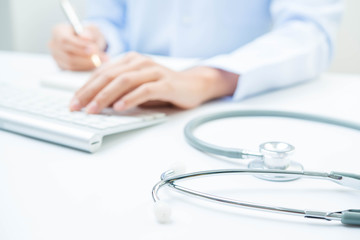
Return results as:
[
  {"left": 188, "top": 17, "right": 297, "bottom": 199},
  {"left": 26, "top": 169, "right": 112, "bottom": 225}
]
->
[
  {"left": 69, "top": 98, "right": 81, "bottom": 111},
  {"left": 86, "top": 101, "right": 99, "bottom": 114},
  {"left": 114, "top": 100, "right": 125, "bottom": 111}
]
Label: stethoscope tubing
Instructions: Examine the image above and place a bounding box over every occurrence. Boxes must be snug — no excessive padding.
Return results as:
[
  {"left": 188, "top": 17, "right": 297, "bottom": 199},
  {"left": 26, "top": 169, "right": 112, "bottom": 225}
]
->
[{"left": 184, "top": 110, "right": 360, "bottom": 159}]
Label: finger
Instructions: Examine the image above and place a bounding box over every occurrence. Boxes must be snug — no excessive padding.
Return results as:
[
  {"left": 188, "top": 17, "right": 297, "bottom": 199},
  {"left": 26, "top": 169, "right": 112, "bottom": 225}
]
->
[
  {"left": 86, "top": 67, "right": 162, "bottom": 113},
  {"left": 61, "top": 41, "right": 97, "bottom": 57},
  {"left": 57, "top": 33, "right": 90, "bottom": 51},
  {"left": 81, "top": 25, "right": 102, "bottom": 42},
  {"left": 70, "top": 55, "right": 155, "bottom": 111},
  {"left": 113, "top": 81, "right": 169, "bottom": 111},
  {"left": 70, "top": 67, "right": 123, "bottom": 111},
  {"left": 78, "top": 53, "right": 136, "bottom": 91},
  {"left": 85, "top": 51, "right": 145, "bottom": 86},
  {"left": 79, "top": 29, "right": 94, "bottom": 41},
  {"left": 52, "top": 48, "right": 96, "bottom": 71}
]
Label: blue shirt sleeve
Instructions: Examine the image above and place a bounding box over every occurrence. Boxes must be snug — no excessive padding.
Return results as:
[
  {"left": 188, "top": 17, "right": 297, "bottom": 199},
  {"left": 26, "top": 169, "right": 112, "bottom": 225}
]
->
[
  {"left": 85, "top": 0, "right": 128, "bottom": 56},
  {"left": 201, "top": 0, "right": 344, "bottom": 100}
]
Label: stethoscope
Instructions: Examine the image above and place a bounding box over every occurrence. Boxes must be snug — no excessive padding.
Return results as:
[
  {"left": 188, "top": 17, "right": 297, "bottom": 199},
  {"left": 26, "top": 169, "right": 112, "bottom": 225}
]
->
[{"left": 152, "top": 110, "right": 360, "bottom": 226}]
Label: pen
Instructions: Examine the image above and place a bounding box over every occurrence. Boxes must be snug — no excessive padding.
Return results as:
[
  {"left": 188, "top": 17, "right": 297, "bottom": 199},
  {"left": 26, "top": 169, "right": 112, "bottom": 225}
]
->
[{"left": 60, "top": 0, "right": 102, "bottom": 67}]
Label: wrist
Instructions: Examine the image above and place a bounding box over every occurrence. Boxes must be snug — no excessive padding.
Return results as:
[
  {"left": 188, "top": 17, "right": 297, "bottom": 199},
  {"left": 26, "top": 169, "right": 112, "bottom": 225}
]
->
[{"left": 184, "top": 67, "right": 239, "bottom": 102}]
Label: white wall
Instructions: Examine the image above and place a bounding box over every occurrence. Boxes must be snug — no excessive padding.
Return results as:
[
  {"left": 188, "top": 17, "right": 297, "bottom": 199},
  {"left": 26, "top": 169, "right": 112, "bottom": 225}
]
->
[
  {"left": 1, "top": 0, "right": 86, "bottom": 53},
  {"left": 0, "top": 0, "right": 13, "bottom": 50},
  {"left": 1, "top": 0, "right": 359, "bottom": 73},
  {"left": 329, "top": 0, "right": 360, "bottom": 73}
]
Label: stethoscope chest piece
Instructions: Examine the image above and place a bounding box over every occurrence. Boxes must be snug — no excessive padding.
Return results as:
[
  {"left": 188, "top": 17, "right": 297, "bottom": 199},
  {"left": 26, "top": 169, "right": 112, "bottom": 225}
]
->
[{"left": 248, "top": 141, "right": 304, "bottom": 181}]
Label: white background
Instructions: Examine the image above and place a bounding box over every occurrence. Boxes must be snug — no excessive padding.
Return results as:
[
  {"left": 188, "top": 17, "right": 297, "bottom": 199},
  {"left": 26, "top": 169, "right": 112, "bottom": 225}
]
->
[{"left": 0, "top": 52, "right": 360, "bottom": 239}]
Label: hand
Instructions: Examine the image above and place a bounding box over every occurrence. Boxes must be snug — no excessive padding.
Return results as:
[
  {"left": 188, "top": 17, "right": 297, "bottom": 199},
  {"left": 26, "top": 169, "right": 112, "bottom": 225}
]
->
[
  {"left": 49, "top": 24, "right": 108, "bottom": 71},
  {"left": 69, "top": 52, "right": 239, "bottom": 113}
]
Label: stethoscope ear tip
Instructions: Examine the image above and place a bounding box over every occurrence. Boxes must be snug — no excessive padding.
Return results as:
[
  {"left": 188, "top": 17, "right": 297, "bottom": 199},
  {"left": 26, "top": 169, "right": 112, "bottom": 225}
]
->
[
  {"left": 154, "top": 201, "right": 172, "bottom": 224},
  {"left": 169, "top": 162, "right": 187, "bottom": 176},
  {"left": 161, "top": 162, "right": 187, "bottom": 180}
]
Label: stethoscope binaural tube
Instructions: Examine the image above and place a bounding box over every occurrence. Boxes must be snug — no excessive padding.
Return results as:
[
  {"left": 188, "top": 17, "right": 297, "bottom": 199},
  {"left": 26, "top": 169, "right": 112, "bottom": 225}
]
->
[{"left": 152, "top": 168, "right": 360, "bottom": 226}]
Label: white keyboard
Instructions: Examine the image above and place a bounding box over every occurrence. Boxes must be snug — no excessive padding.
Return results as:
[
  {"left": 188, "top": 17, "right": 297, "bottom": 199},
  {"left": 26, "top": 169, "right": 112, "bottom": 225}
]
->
[{"left": 0, "top": 84, "right": 166, "bottom": 152}]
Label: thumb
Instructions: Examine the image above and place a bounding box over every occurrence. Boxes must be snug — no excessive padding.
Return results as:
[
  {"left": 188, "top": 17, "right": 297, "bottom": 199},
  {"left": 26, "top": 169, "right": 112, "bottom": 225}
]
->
[{"left": 79, "top": 29, "right": 94, "bottom": 41}]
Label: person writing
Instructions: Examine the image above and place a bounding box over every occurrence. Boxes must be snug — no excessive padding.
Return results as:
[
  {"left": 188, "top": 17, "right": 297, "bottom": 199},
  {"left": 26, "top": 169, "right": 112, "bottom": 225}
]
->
[{"left": 49, "top": 0, "right": 343, "bottom": 114}]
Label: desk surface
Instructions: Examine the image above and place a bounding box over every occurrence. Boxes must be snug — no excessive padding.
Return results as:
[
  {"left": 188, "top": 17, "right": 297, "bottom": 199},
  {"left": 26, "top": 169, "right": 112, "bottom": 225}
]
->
[{"left": 1, "top": 51, "right": 360, "bottom": 240}]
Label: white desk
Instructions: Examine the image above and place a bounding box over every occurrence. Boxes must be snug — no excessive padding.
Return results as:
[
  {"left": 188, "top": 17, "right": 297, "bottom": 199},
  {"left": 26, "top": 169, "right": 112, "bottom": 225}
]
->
[{"left": 1, "top": 51, "right": 360, "bottom": 240}]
